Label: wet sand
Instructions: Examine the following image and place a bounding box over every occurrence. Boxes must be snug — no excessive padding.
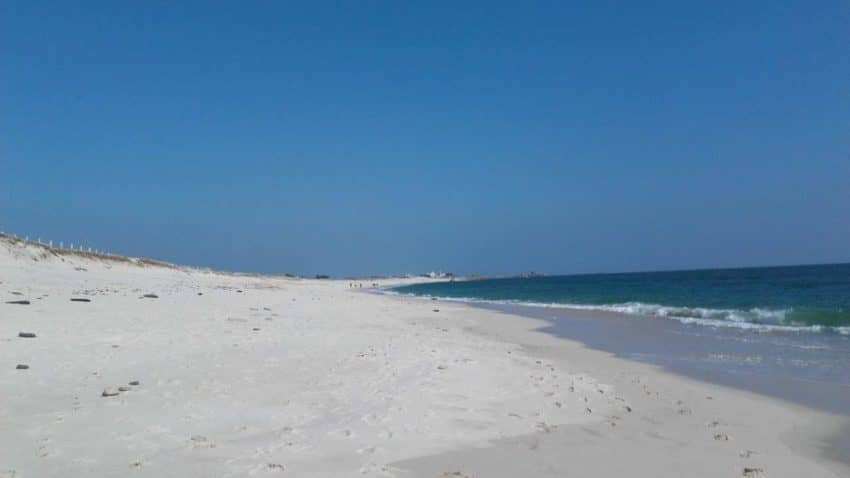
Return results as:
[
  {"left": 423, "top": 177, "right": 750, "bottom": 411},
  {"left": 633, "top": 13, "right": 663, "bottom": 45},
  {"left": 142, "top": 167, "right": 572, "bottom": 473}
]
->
[
  {"left": 480, "top": 303, "right": 850, "bottom": 416},
  {"left": 476, "top": 302, "right": 850, "bottom": 470}
]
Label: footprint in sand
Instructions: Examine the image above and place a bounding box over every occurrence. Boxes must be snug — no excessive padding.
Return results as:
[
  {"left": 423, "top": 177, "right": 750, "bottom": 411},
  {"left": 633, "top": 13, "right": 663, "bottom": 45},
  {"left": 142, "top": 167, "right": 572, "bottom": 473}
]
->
[
  {"left": 358, "top": 462, "right": 391, "bottom": 475},
  {"left": 330, "top": 429, "right": 354, "bottom": 439},
  {"left": 356, "top": 446, "right": 377, "bottom": 455},
  {"left": 362, "top": 413, "right": 383, "bottom": 426}
]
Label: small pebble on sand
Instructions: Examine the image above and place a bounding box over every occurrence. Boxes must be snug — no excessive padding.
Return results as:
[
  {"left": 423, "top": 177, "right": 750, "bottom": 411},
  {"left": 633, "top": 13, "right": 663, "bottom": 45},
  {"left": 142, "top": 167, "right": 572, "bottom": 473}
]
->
[
  {"left": 16, "top": 364, "right": 29, "bottom": 370},
  {"left": 118, "top": 386, "right": 131, "bottom": 392},
  {"left": 18, "top": 332, "right": 36, "bottom": 338},
  {"left": 129, "top": 380, "right": 140, "bottom": 386},
  {"left": 102, "top": 388, "right": 120, "bottom": 397}
]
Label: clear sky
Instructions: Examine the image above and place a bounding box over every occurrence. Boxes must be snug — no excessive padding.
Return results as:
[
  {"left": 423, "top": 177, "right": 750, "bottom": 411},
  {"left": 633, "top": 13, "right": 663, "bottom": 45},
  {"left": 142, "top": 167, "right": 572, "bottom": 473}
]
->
[{"left": 2, "top": 2, "right": 848, "bottom": 276}]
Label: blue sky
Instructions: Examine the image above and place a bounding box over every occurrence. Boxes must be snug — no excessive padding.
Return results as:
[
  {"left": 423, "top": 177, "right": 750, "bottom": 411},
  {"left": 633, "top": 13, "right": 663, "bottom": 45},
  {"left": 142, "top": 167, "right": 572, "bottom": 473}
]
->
[{"left": 2, "top": 1, "right": 848, "bottom": 276}]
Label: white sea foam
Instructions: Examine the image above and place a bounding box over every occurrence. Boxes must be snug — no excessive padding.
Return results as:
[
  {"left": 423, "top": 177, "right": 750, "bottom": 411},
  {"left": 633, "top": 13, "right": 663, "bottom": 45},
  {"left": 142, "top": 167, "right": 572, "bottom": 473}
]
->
[{"left": 380, "top": 289, "right": 845, "bottom": 335}]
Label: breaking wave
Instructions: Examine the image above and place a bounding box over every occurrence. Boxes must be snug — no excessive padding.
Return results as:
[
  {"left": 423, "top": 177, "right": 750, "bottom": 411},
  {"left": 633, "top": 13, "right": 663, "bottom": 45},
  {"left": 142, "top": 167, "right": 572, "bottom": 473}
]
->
[{"left": 383, "top": 289, "right": 850, "bottom": 335}]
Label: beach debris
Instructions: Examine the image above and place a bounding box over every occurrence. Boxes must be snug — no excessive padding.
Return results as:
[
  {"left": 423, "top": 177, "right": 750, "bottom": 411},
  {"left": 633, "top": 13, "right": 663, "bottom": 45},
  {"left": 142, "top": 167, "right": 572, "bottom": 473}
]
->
[
  {"left": 102, "top": 388, "right": 120, "bottom": 397},
  {"left": 739, "top": 449, "right": 756, "bottom": 458},
  {"left": 70, "top": 298, "right": 91, "bottom": 302},
  {"left": 433, "top": 309, "right": 440, "bottom": 312},
  {"left": 623, "top": 405, "right": 632, "bottom": 413},
  {"left": 236, "top": 290, "right": 243, "bottom": 293},
  {"left": 118, "top": 386, "right": 131, "bottom": 392},
  {"left": 10, "top": 291, "right": 22, "bottom": 295},
  {"left": 129, "top": 380, "right": 140, "bottom": 386},
  {"left": 16, "top": 364, "right": 29, "bottom": 370},
  {"left": 742, "top": 467, "right": 764, "bottom": 477},
  {"left": 252, "top": 327, "right": 260, "bottom": 331},
  {"left": 197, "top": 292, "right": 204, "bottom": 295},
  {"left": 5, "top": 300, "right": 30, "bottom": 305},
  {"left": 140, "top": 293, "right": 158, "bottom": 299},
  {"left": 437, "top": 365, "right": 448, "bottom": 370},
  {"left": 713, "top": 433, "right": 730, "bottom": 441},
  {"left": 267, "top": 463, "right": 285, "bottom": 471},
  {"left": 18, "top": 332, "right": 37, "bottom": 338},
  {"left": 190, "top": 435, "right": 216, "bottom": 448}
]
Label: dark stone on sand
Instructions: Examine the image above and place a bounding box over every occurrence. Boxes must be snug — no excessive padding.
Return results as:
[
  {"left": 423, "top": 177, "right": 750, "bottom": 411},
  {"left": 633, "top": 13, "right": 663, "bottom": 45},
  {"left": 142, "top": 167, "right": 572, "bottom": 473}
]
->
[
  {"left": 118, "top": 386, "right": 131, "bottom": 392},
  {"left": 197, "top": 292, "right": 203, "bottom": 296},
  {"left": 70, "top": 298, "right": 91, "bottom": 302},
  {"left": 6, "top": 300, "right": 30, "bottom": 305},
  {"left": 140, "top": 294, "right": 158, "bottom": 299},
  {"left": 18, "top": 332, "right": 36, "bottom": 338},
  {"left": 102, "top": 388, "right": 120, "bottom": 397},
  {"left": 16, "top": 364, "right": 29, "bottom": 370},
  {"left": 433, "top": 309, "right": 440, "bottom": 312},
  {"left": 237, "top": 290, "right": 243, "bottom": 293},
  {"left": 253, "top": 327, "right": 260, "bottom": 331},
  {"left": 129, "top": 380, "right": 140, "bottom": 386}
]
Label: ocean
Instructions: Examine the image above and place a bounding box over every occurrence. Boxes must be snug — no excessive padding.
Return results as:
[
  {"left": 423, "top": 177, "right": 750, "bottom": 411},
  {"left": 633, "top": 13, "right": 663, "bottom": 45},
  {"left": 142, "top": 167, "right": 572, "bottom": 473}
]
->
[
  {"left": 393, "top": 264, "right": 850, "bottom": 335},
  {"left": 391, "top": 263, "right": 850, "bottom": 414}
]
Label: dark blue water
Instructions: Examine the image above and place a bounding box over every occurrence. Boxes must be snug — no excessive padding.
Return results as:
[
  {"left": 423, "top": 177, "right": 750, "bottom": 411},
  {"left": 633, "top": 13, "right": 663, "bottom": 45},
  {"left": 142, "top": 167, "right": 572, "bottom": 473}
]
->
[{"left": 394, "top": 264, "right": 850, "bottom": 334}]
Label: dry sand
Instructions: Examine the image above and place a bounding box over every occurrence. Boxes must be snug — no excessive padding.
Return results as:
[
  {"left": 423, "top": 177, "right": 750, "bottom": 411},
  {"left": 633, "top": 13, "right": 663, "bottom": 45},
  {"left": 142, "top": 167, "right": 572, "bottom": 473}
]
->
[{"left": 1, "top": 237, "right": 846, "bottom": 477}]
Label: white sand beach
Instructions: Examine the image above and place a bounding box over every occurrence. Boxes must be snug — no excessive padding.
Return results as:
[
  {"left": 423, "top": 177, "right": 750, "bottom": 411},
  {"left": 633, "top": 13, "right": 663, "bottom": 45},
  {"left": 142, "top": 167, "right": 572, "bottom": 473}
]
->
[{"left": 1, "top": 236, "right": 847, "bottom": 477}]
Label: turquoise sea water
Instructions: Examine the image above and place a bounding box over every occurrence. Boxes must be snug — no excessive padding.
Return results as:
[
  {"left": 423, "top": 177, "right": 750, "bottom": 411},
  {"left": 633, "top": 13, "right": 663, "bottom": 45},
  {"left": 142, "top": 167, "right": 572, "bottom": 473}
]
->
[{"left": 392, "top": 264, "right": 850, "bottom": 334}]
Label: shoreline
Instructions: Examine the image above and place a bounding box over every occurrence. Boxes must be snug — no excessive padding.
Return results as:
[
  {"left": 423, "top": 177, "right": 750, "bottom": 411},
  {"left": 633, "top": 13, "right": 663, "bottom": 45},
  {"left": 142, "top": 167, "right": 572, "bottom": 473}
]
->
[
  {"left": 2, "top": 239, "right": 846, "bottom": 477},
  {"left": 477, "top": 302, "right": 850, "bottom": 417},
  {"left": 391, "top": 294, "right": 850, "bottom": 477}
]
